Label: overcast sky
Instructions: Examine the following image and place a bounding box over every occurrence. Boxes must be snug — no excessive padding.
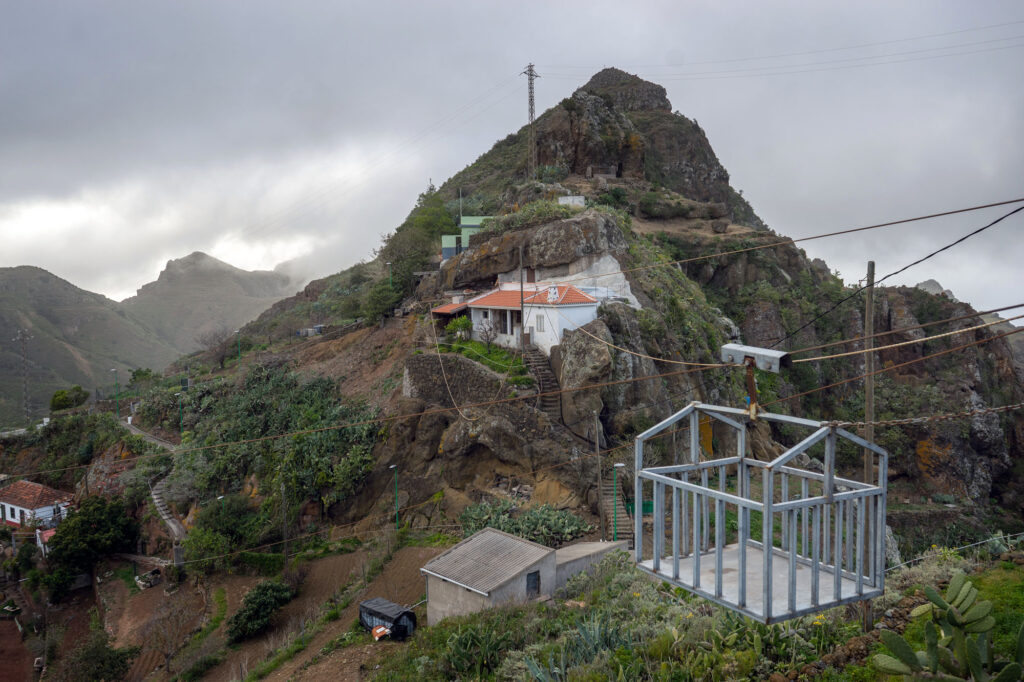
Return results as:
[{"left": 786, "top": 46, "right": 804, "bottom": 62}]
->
[{"left": 1, "top": 1, "right": 1022, "bottom": 315}]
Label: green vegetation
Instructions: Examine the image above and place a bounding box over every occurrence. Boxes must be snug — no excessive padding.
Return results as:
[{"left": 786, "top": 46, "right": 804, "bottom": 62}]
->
[
  {"left": 49, "top": 385, "right": 89, "bottom": 411},
  {"left": 437, "top": 338, "right": 533, "bottom": 387},
  {"left": 52, "top": 612, "right": 140, "bottom": 682},
  {"left": 226, "top": 580, "right": 296, "bottom": 643},
  {"left": 26, "top": 412, "right": 155, "bottom": 488},
  {"left": 480, "top": 200, "right": 581, "bottom": 235},
  {"left": 375, "top": 551, "right": 858, "bottom": 680},
  {"left": 459, "top": 499, "right": 591, "bottom": 547},
  {"left": 875, "top": 569, "right": 1023, "bottom": 680},
  {"left": 152, "top": 364, "right": 376, "bottom": 551},
  {"left": 44, "top": 496, "right": 140, "bottom": 600}
]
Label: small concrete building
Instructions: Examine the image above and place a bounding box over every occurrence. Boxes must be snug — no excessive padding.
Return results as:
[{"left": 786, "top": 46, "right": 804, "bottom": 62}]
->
[
  {"left": 420, "top": 528, "right": 629, "bottom": 625},
  {"left": 420, "top": 528, "right": 555, "bottom": 626},
  {"left": 554, "top": 540, "right": 628, "bottom": 591}
]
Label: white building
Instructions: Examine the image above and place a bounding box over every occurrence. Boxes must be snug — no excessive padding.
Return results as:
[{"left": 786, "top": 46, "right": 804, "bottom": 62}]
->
[
  {"left": 457, "top": 282, "right": 599, "bottom": 356},
  {"left": 0, "top": 480, "right": 73, "bottom": 528}
]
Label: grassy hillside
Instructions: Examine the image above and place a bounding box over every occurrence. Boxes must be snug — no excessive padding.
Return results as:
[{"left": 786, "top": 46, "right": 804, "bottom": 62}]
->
[{"left": 0, "top": 266, "right": 182, "bottom": 426}]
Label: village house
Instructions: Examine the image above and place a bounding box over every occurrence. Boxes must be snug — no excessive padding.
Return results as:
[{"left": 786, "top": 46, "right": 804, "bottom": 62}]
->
[
  {"left": 432, "top": 282, "right": 600, "bottom": 356},
  {"left": 0, "top": 480, "right": 73, "bottom": 528}
]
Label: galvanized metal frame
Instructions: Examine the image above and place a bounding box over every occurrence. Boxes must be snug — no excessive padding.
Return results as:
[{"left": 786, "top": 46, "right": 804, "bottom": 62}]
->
[{"left": 633, "top": 402, "right": 887, "bottom": 623}]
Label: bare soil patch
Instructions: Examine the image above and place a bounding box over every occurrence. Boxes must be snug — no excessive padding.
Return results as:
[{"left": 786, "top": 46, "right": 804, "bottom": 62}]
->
[
  {"left": 277, "top": 545, "right": 444, "bottom": 682},
  {"left": 0, "top": 620, "right": 32, "bottom": 682},
  {"left": 290, "top": 322, "right": 414, "bottom": 405},
  {"left": 204, "top": 551, "right": 366, "bottom": 682}
]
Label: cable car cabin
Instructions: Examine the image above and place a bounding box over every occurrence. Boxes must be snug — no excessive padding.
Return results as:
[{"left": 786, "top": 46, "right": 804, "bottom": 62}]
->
[
  {"left": 358, "top": 598, "right": 417, "bottom": 641},
  {"left": 633, "top": 402, "right": 888, "bottom": 624}
]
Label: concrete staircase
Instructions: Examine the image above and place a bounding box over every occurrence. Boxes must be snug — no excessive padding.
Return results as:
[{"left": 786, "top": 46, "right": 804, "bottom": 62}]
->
[
  {"left": 151, "top": 476, "right": 186, "bottom": 543},
  {"left": 522, "top": 346, "right": 561, "bottom": 423},
  {"left": 600, "top": 478, "right": 633, "bottom": 547}
]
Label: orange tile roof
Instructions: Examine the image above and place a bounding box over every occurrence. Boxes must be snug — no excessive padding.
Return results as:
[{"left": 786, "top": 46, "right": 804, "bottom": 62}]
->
[
  {"left": 0, "top": 480, "right": 73, "bottom": 510},
  {"left": 469, "top": 285, "right": 597, "bottom": 309},
  {"left": 431, "top": 302, "right": 468, "bottom": 315}
]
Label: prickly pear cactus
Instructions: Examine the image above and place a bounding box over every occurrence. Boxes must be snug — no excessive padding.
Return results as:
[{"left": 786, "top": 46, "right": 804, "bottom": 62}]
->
[{"left": 873, "top": 570, "right": 1024, "bottom": 680}]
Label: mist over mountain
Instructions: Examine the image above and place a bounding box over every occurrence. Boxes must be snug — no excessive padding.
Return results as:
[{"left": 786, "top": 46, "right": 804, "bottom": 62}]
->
[
  {"left": 0, "top": 253, "right": 299, "bottom": 425},
  {"left": 122, "top": 251, "right": 298, "bottom": 353}
]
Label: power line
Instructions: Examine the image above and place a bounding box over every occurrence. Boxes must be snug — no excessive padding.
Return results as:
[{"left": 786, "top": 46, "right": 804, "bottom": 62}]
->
[
  {"left": 769, "top": 203, "right": 1024, "bottom": 349},
  {"left": 522, "top": 64, "right": 539, "bottom": 180},
  {"left": 538, "top": 19, "right": 1024, "bottom": 70},
  {"left": 553, "top": 196, "right": 1024, "bottom": 287},
  {"left": 541, "top": 41, "right": 1024, "bottom": 83}
]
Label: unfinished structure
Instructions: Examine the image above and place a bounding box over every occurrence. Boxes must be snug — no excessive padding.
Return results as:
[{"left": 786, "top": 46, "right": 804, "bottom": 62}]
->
[{"left": 633, "top": 402, "right": 887, "bottom": 623}]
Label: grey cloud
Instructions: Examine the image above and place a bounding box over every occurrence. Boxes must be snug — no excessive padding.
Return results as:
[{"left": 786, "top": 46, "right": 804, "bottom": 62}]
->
[{"left": 0, "top": 0, "right": 1022, "bottom": 313}]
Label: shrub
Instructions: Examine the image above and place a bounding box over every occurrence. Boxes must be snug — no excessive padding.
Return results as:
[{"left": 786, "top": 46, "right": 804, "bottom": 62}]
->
[
  {"left": 226, "top": 580, "right": 295, "bottom": 643},
  {"left": 874, "top": 570, "right": 1024, "bottom": 679},
  {"left": 50, "top": 385, "right": 89, "bottom": 411},
  {"left": 460, "top": 499, "right": 591, "bottom": 547},
  {"left": 444, "top": 315, "right": 472, "bottom": 340}
]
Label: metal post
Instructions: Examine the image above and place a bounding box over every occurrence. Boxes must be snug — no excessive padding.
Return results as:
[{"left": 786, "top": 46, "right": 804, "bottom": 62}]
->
[
  {"left": 634, "top": 439, "right": 643, "bottom": 563},
  {"left": 862, "top": 260, "right": 875, "bottom": 630},
  {"left": 613, "top": 463, "right": 624, "bottom": 541},
  {"left": 595, "top": 412, "right": 604, "bottom": 541},
  {"left": 390, "top": 464, "right": 398, "bottom": 530},
  {"left": 236, "top": 330, "right": 241, "bottom": 363},
  {"left": 386, "top": 262, "right": 392, "bottom": 289},
  {"left": 519, "top": 245, "right": 525, "bottom": 357},
  {"left": 110, "top": 368, "right": 119, "bottom": 419}
]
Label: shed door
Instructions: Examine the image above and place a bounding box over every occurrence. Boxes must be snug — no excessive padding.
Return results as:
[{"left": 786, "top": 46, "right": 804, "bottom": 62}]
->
[{"left": 526, "top": 570, "right": 540, "bottom": 598}]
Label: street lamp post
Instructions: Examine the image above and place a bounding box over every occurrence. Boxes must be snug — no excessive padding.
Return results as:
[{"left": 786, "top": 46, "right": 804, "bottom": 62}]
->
[
  {"left": 613, "top": 463, "right": 625, "bottom": 542},
  {"left": 389, "top": 464, "right": 398, "bottom": 530},
  {"left": 175, "top": 392, "right": 183, "bottom": 434},
  {"left": 110, "top": 368, "right": 119, "bottom": 419},
  {"left": 385, "top": 262, "right": 392, "bottom": 289},
  {"left": 235, "top": 330, "right": 241, "bottom": 363}
]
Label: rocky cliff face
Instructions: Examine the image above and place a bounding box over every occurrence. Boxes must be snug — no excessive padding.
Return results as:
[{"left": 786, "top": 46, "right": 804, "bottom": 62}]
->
[{"left": 440, "top": 68, "right": 765, "bottom": 228}]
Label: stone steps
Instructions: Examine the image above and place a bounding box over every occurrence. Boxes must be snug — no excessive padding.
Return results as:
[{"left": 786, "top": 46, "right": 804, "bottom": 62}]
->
[
  {"left": 600, "top": 482, "right": 633, "bottom": 545},
  {"left": 522, "top": 346, "right": 561, "bottom": 423},
  {"left": 151, "top": 477, "right": 186, "bottom": 542}
]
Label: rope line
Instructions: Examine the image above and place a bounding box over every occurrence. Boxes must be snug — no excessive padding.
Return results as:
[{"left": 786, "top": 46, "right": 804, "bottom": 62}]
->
[{"left": 793, "top": 313, "right": 1024, "bottom": 363}]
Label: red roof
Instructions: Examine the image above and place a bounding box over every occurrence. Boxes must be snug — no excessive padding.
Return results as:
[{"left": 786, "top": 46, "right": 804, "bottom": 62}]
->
[
  {"left": 0, "top": 480, "right": 73, "bottom": 510},
  {"left": 431, "top": 302, "right": 469, "bottom": 315},
  {"left": 468, "top": 285, "right": 596, "bottom": 309},
  {"left": 39, "top": 528, "right": 56, "bottom": 543}
]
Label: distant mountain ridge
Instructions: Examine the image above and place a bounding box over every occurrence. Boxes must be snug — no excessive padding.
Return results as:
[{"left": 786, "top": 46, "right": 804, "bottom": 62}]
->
[
  {"left": 0, "top": 253, "right": 298, "bottom": 425},
  {"left": 122, "top": 251, "right": 297, "bottom": 353}
]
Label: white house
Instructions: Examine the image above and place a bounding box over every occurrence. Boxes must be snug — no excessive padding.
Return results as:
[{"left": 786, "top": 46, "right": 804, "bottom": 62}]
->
[
  {"left": 0, "top": 480, "right": 73, "bottom": 528},
  {"left": 459, "top": 282, "right": 599, "bottom": 356}
]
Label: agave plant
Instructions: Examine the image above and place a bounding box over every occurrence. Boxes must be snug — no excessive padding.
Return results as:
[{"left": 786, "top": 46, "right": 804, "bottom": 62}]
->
[{"left": 874, "top": 570, "right": 1024, "bottom": 680}]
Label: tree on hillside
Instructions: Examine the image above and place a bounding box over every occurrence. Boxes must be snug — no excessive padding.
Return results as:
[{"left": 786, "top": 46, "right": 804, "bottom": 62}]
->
[
  {"left": 44, "top": 496, "right": 139, "bottom": 600},
  {"left": 478, "top": 320, "right": 498, "bottom": 350},
  {"left": 196, "top": 326, "right": 234, "bottom": 369},
  {"left": 50, "top": 385, "right": 89, "bottom": 411},
  {"left": 52, "top": 625, "right": 139, "bottom": 682}
]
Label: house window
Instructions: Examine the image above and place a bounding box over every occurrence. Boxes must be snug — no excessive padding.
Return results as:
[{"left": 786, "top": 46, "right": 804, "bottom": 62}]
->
[
  {"left": 499, "top": 311, "right": 509, "bottom": 335},
  {"left": 526, "top": 570, "right": 540, "bottom": 598},
  {"left": 535, "top": 314, "right": 544, "bottom": 333}
]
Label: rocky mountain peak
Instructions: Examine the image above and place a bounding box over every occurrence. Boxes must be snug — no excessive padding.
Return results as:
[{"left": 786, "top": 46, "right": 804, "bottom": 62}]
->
[{"left": 578, "top": 67, "right": 671, "bottom": 112}]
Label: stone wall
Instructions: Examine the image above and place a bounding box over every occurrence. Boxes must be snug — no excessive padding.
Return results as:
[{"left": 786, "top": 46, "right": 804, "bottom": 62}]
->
[{"left": 403, "top": 353, "right": 507, "bottom": 408}]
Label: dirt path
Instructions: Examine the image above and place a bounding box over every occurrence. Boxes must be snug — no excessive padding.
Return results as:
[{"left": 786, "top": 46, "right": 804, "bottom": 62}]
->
[
  {"left": 0, "top": 620, "right": 32, "bottom": 681},
  {"left": 270, "top": 546, "right": 443, "bottom": 682}
]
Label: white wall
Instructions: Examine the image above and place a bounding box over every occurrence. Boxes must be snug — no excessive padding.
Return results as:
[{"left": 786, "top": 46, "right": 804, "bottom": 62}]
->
[
  {"left": 524, "top": 304, "right": 598, "bottom": 355},
  {"left": 1, "top": 502, "right": 69, "bottom": 527}
]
